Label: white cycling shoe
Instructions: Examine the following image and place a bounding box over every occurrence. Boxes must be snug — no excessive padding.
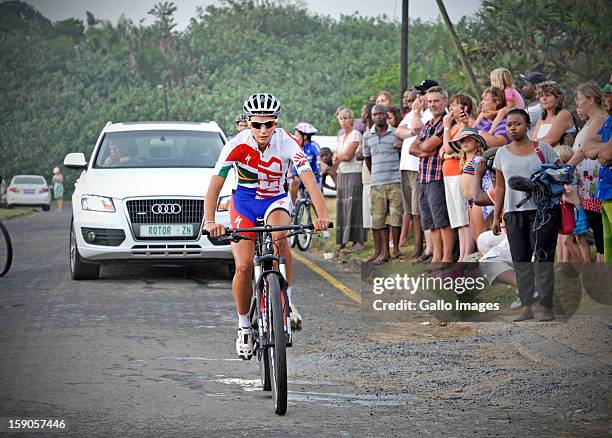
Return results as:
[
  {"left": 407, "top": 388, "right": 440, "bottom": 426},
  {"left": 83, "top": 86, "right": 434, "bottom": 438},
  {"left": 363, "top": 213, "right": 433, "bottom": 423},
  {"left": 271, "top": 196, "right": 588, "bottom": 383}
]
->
[
  {"left": 290, "top": 303, "right": 302, "bottom": 331},
  {"left": 236, "top": 327, "right": 253, "bottom": 360}
]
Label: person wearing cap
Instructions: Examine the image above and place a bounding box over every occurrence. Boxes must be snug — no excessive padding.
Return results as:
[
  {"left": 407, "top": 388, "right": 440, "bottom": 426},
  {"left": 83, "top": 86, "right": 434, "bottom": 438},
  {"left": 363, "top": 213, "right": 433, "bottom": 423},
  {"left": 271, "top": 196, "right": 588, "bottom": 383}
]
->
[
  {"left": 453, "top": 128, "right": 494, "bottom": 241},
  {"left": 440, "top": 94, "right": 477, "bottom": 261},
  {"left": 520, "top": 71, "right": 547, "bottom": 126},
  {"left": 601, "top": 83, "right": 612, "bottom": 116}
]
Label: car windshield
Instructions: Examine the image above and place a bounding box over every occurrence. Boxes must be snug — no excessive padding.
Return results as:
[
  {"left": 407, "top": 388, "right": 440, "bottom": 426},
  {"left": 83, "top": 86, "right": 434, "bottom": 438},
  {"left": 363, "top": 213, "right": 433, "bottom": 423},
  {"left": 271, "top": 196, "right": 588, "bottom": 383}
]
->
[
  {"left": 94, "top": 130, "right": 225, "bottom": 169},
  {"left": 14, "top": 177, "right": 45, "bottom": 185}
]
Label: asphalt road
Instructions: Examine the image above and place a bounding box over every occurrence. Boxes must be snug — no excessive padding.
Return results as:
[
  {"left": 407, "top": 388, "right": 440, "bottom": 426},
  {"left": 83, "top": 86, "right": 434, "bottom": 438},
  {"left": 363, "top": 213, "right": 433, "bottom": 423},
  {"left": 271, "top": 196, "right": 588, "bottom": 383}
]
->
[{"left": 0, "top": 209, "right": 610, "bottom": 437}]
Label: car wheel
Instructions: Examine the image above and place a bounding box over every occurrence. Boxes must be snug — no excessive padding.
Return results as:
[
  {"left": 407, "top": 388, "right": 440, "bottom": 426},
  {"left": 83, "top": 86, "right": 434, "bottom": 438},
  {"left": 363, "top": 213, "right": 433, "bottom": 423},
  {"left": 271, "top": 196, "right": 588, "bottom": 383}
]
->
[
  {"left": 42, "top": 204, "right": 50, "bottom": 211},
  {"left": 70, "top": 220, "right": 100, "bottom": 280}
]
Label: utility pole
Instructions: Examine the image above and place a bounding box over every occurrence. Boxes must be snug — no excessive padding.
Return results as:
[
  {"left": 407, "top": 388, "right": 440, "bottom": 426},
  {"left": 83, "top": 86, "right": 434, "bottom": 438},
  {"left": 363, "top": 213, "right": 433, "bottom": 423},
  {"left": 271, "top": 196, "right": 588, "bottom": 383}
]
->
[
  {"left": 435, "top": 0, "right": 480, "bottom": 97},
  {"left": 157, "top": 84, "right": 169, "bottom": 120},
  {"left": 400, "top": 0, "right": 409, "bottom": 96}
]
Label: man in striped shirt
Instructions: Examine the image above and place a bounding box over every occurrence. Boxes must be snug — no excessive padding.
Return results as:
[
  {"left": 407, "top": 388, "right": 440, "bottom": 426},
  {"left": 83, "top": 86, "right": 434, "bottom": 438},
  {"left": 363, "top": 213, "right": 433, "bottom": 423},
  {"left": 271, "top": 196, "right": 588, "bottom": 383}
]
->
[
  {"left": 363, "top": 104, "right": 405, "bottom": 263},
  {"left": 409, "top": 86, "right": 454, "bottom": 265}
]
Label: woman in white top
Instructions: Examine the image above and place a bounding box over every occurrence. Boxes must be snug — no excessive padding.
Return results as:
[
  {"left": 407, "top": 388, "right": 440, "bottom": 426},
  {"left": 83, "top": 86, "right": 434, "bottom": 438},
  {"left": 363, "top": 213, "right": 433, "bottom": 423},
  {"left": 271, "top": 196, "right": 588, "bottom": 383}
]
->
[
  {"left": 334, "top": 108, "right": 367, "bottom": 252},
  {"left": 532, "top": 81, "right": 576, "bottom": 146}
]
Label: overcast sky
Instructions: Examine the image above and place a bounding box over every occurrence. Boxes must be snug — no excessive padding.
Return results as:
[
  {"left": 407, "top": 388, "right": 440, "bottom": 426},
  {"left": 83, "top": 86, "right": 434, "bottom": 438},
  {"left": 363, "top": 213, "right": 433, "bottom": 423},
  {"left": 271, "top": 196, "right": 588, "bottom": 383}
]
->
[{"left": 22, "top": 0, "right": 482, "bottom": 29}]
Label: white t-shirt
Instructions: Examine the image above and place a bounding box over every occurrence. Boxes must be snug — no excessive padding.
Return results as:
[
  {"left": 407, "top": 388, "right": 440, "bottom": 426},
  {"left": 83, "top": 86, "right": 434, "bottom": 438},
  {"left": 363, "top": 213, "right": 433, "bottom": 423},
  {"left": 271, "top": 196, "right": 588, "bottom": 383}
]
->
[
  {"left": 399, "top": 109, "right": 433, "bottom": 171},
  {"left": 337, "top": 129, "right": 363, "bottom": 174}
]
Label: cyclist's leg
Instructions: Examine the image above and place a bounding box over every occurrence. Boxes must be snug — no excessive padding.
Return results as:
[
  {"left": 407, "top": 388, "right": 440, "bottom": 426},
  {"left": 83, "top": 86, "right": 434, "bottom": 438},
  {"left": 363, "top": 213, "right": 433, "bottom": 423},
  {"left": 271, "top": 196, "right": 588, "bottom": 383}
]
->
[
  {"left": 231, "top": 239, "right": 255, "bottom": 318},
  {"left": 229, "top": 196, "right": 257, "bottom": 325}
]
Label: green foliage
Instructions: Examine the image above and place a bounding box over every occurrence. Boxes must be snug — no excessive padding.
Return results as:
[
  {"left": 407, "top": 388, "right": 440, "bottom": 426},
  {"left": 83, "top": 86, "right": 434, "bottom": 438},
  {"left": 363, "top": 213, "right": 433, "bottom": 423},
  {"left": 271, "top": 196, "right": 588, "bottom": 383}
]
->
[
  {"left": 0, "top": 0, "right": 608, "bottom": 193},
  {"left": 459, "top": 0, "right": 611, "bottom": 99}
]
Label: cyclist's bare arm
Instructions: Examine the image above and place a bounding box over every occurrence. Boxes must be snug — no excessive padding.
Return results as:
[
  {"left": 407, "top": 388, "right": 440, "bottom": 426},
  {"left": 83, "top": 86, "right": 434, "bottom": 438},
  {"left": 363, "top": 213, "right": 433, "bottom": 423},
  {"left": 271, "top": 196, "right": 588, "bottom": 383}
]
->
[
  {"left": 299, "top": 170, "right": 330, "bottom": 231},
  {"left": 203, "top": 175, "right": 226, "bottom": 237}
]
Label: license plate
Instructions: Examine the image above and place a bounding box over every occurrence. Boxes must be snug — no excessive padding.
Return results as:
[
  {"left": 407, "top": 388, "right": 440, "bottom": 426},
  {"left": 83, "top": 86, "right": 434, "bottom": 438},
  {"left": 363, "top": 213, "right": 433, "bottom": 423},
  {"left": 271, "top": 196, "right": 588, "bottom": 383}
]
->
[
  {"left": 24, "top": 189, "right": 35, "bottom": 194},
  {"left": 140, "top": 224, "right": 193, "bottom": 237}
]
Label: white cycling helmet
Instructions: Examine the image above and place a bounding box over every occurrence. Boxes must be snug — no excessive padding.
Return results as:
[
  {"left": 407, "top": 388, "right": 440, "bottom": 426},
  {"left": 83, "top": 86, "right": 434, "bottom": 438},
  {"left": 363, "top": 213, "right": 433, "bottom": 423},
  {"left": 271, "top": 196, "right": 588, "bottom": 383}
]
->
[
  {"left": 294, "top": 122, "right": 318, "bottom": 135},
  {"left": 243, "top": 93, "right": 281, "bottom": 118}
]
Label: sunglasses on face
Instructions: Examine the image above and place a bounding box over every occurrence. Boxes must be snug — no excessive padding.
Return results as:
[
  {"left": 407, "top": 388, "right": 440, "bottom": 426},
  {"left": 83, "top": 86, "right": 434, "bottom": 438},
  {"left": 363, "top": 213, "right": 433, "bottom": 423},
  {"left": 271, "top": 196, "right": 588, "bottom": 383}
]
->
[{"left": 250, "top": 120, "right": 276, "bottom": 130}]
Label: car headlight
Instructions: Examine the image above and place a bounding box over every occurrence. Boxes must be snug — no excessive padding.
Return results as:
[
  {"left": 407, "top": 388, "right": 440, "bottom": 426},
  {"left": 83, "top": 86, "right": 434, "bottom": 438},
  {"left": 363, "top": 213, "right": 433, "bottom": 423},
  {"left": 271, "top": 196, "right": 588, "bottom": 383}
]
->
[
  {"left": 217, "top": 195, "right": 231, "bottom": 212},
  {"left": 81, "top": 195, "right": 115, "bottom": 213}
]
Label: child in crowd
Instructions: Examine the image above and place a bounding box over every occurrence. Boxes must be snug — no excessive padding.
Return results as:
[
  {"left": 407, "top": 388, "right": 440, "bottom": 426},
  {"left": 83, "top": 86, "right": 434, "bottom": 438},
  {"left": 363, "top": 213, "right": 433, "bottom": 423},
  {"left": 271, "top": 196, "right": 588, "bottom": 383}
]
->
[
  {"left": 492, "top": 108, "right": 561, "bottom": 322},
  {"left": 554, "top": 145, "right": 587, "bottom": 263},
  {"left": 488, "top": 68, "right": 525, "bottom": 135}
]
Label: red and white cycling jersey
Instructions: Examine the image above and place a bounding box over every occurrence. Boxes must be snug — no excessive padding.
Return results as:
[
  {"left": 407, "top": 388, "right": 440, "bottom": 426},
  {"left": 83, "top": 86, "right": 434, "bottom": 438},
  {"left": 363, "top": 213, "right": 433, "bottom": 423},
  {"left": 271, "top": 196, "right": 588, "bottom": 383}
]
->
[{"left": 214, "top": 128, "right": 313, "bottom": 199}]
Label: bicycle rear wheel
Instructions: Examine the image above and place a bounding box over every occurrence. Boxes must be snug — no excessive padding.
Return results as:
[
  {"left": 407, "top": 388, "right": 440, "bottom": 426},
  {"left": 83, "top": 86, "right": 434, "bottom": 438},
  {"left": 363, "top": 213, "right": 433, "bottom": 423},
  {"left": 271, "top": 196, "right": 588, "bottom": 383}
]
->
[
  {"left": 296, "top": 202, "right": 312, "bottom": 251},
  {"left": 266, "top": 275, "right": 287, "bottom": 415},
  {"left": 0, "top": 221, "right": 12, "bottom": 277}
]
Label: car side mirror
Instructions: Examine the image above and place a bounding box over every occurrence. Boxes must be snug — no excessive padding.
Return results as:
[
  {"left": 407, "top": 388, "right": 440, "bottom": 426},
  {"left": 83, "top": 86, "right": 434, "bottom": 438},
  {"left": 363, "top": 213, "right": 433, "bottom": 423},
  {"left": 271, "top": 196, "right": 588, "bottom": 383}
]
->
[{"left": 64, "top": 152, "right": 88, "bottom": 170}]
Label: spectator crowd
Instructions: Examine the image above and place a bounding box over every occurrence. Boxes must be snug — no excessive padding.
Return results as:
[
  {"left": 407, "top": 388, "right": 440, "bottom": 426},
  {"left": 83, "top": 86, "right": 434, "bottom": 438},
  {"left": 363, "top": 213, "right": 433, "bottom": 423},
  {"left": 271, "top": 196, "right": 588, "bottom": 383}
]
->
[{"left": 322, "top": 69, "right": 612, "bottom": 321}]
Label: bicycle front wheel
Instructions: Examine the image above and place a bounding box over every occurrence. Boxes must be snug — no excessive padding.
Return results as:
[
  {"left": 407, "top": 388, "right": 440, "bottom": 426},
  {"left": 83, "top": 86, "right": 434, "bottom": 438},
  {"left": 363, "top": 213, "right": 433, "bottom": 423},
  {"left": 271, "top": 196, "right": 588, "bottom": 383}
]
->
[
  {"left": 266, "top": 275, "right": 287, "bottom": 415},
  {"left": 0, "top": 221, "right": 12, "bottom": 277},
  {"left": 251, "top": 288, "right": 271, "bottom": 391},
  {"left": 296, "top": 202, "right": 312, "bottom": 251}
]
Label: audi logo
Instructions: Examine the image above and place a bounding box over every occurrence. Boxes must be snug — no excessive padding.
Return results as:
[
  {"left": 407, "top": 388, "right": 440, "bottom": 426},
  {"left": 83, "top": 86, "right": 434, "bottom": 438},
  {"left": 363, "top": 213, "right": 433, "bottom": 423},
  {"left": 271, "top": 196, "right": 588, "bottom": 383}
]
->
[{"left": 151, "top": 203, "right": 182, "bottom": 214}]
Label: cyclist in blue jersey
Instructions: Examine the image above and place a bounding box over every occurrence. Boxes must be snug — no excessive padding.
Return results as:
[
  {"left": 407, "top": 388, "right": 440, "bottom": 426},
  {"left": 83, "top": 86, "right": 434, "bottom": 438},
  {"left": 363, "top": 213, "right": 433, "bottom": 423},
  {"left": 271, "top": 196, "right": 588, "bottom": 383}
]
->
[{"left": 289, "top": 122, "right": 321, "bottom": 206}]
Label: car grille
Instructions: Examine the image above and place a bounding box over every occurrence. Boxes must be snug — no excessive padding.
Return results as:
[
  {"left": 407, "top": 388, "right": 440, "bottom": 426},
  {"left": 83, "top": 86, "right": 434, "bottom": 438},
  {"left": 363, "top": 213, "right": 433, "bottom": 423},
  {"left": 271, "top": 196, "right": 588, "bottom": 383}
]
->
[
  {"left": 131, "top": 244, "right": 203, "bottom": 257},
  {"left": 125, "top": 198, "right": 203, "bottom": 241}
]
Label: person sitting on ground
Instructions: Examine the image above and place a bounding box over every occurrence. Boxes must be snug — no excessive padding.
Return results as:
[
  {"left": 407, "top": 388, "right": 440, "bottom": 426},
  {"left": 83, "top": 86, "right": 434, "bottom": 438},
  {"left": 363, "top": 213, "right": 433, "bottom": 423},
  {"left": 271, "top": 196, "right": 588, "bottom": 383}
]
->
[
  {"left": 318, "top": 147, "right": 337, "bottom": 191},
  {"left": 488, "top": 67, "right": 525, "bottom": 135}
]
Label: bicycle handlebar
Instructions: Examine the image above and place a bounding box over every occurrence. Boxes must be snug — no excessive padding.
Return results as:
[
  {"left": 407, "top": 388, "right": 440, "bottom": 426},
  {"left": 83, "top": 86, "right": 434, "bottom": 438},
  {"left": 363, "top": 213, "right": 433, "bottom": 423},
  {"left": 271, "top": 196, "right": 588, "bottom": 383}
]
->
[{"left": 202, "top": 222, "right": 333, "bottom": 236}]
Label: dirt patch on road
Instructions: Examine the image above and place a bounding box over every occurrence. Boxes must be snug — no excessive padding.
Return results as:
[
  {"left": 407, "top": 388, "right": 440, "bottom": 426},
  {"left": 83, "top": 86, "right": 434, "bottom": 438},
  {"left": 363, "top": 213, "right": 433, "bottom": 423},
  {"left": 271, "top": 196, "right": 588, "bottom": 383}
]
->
[{"left": 368, "top": 321, "right": 478, "bottom": 342}]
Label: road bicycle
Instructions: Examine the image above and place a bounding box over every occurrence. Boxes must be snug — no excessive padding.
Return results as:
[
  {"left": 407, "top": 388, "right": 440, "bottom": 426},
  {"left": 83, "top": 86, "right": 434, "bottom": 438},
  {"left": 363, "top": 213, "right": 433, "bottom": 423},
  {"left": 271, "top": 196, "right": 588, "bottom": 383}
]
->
[
  {"left": 204, "top": 220, "right": 331, "bottom": 415},
  {"left": 289, "top": 187, "right": 315, "bottom": 251},
  {"left": 0, "top": 176, "right": 13, "bottom": 277}
]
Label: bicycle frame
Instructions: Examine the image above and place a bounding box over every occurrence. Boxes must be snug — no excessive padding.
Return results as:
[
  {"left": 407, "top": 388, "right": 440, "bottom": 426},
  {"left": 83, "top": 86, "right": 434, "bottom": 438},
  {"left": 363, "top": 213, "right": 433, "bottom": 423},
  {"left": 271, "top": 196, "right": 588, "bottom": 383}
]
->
[{"left": 251, "top": 227, "right": 291, "bottom": 348}]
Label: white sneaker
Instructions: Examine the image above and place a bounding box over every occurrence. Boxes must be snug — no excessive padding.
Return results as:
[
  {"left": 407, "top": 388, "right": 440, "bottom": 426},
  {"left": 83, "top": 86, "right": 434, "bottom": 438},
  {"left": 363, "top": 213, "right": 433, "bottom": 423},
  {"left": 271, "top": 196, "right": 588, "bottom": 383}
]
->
[
  {"left": 510, "top": 292, "right": 538, "bottom": 310},
  {"left": 235, "top": 328, "right": 253, "bottom": 360},
  {"left": 290, "top": 303, "right": 302, "bottom": 331}
]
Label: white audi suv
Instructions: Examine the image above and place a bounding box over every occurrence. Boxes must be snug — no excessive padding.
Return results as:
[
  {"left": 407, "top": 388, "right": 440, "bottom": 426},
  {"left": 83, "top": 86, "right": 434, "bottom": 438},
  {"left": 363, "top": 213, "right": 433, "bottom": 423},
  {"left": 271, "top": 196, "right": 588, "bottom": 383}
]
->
[{"left": 64, "top": 121, "right": 235, "bottom": 280}]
